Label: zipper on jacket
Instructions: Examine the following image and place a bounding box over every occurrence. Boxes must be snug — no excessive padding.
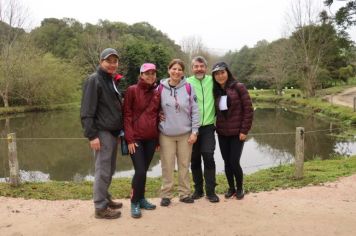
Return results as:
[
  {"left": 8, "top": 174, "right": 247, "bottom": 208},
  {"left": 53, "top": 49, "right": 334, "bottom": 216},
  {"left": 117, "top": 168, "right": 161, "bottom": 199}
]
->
[{"left": 200, "top": 80, "right": 205, "bottom": 126}]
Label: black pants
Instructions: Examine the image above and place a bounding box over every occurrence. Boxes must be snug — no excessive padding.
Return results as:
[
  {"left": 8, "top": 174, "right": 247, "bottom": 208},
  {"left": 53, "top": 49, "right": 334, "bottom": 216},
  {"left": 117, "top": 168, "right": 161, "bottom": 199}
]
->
[
  {"left": 218, "top": 134, "right": 244, "bottom": 190},
  {"left": 191, "top": 125, "right": 216, "bottom": 170},
  {"left": 191, "top": 125, "right": 216, "bottom": 194},
  {"left": 130, "top": 139, "right": 157, "bottom": 203}
]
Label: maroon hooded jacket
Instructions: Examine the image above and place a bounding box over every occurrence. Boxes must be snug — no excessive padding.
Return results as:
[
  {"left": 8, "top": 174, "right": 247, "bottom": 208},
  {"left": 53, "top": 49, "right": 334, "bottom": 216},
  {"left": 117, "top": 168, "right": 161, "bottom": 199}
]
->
[{"left": 123, "top": 79, "right": 161, "bottom": 144}]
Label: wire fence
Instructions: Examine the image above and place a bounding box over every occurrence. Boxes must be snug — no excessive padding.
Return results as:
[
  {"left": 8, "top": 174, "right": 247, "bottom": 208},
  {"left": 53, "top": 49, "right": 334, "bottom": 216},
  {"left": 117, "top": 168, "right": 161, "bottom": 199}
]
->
[
  {"left": 0, "top": 127, "right": 346, "bottom": 140},
  {"left": 0, "top": 125, "right": 354, "bottom": 184}
]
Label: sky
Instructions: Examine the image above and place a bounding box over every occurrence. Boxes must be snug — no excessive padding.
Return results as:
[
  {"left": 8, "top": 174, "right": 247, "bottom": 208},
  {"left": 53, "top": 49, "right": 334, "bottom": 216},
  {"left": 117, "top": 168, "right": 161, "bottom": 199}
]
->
[{"left": 19, "top": 0, "right": 356, "bottom": 54}]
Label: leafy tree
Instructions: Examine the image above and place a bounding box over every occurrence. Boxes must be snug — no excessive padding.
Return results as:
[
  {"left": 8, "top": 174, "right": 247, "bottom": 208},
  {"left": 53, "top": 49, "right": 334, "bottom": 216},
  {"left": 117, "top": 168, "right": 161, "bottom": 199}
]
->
[
  {"left": 0, "top": 0, "right": 27, "bottom": 107},
  {"left": 1, "top": 34, "right": 82, "bottom": 107},
  {"left": 31, "top": 18, "right": 83, "bottom": 59},
  {"left": 119, "top": 37, "right": 171, "bottom": 86},
  {"left": 229, "top": 46, "right": 257, "bottom": 87},
  {"left": 324, "top": 0, "right": 356, "bottom": 28}
]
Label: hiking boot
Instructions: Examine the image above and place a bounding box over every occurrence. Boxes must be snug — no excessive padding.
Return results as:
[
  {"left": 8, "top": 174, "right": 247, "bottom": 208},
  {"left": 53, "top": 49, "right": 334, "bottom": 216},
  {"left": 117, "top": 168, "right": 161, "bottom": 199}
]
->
[
  {"left": 139, "top": 198, "right": 156, "bottom": 210},
  {"left": 95, "top": 207, "right": 121, "bottom": 219},
  {"left": 108, "top": 199, "right": 123, "bottom": 209},
  {"left": 224, "top": 189, "right": 236, "bottom": 199},
  {"left": 236, "top": 189, "right": 245, "bottom": 200},
  {"left": 160, "top": 198, "right": 171, "bottom": 207},
  {"left": 179, "top": 196, "right": 194, "bottom": 204},
  {"left": 131, "top": 202, "right": 142, "bottom": 218},
  {"left": 191, "top": 191, "right": 204, "bottom": 200},
  {"left": 206, "top": 193, "right": 220, "bottom": 203}
]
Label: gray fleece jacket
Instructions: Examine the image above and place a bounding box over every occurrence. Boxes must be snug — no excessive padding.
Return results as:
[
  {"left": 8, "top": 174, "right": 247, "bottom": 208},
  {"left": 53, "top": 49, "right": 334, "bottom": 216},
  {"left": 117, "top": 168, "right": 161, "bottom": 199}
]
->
[{"left": 159, "top": 78, "right": 200, "bottom": 136}]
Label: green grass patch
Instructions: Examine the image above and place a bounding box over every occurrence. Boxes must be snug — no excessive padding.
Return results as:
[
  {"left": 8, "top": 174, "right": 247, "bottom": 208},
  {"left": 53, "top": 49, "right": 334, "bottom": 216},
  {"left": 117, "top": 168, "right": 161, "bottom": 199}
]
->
[
  {"left": 0, "top": 102, "right": 80, "bottom": 116},
  {"left": 1, "top": 157, "right": 355, "bottom": 200}
]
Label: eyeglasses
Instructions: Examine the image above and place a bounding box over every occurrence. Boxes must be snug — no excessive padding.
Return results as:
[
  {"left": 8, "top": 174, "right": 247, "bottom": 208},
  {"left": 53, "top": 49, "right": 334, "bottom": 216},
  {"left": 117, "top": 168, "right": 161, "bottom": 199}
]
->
[{"left": 104, "top": 59, "right": 118, "bottom": 64}]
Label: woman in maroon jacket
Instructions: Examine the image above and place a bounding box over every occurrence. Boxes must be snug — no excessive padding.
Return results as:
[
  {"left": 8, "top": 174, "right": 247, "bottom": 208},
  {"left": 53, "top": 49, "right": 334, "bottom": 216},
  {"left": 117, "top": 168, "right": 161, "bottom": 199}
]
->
[
  {"left": 212, "top": 62, "right": 253, "bottom": 200},
  {"left": 124, "top": 63, "right": 161, "bottom": 218}
]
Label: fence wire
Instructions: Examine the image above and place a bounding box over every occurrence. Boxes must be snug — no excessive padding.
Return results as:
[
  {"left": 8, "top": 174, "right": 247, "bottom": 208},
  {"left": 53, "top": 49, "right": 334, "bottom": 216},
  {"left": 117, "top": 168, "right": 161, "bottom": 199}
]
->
[{"left": 0, "top": 127, "right": 346, "bottom": 140}]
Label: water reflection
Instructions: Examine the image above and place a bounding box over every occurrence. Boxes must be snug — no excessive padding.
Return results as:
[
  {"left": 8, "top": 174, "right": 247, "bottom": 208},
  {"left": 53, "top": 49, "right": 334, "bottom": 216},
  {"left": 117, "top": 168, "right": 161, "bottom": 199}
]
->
[{"left": 0, "top": 108, "right": 355, "bottom": 182}]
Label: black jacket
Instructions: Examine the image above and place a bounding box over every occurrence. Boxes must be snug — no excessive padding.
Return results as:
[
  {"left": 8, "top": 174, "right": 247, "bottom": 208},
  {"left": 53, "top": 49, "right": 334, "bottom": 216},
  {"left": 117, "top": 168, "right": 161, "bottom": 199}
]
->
[{"left": 80, "top": 67, "right": 123, "bottom": 140}]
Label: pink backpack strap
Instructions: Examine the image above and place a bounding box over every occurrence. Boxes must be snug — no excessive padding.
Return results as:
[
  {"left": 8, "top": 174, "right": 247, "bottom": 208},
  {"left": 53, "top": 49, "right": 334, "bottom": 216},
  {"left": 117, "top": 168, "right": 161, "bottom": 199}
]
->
[
  {"left": 185, "top": 83, "right": 192, "bottom": 117},
  {"left": 185, "top": 83, "right": 191, "bottom": 95},
  {"left": 158, "top": 83, "right": 164, "bottom": 93}
]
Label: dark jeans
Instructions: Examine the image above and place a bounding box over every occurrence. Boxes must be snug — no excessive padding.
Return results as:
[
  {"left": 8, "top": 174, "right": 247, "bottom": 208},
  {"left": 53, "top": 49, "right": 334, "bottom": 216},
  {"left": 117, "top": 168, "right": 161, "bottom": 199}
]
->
[
  {"left": 130, "top": 139, "right": 157, "bottom": 203},
  {"left": 218, "top": 134, "right": 244, "bottom": 190}
]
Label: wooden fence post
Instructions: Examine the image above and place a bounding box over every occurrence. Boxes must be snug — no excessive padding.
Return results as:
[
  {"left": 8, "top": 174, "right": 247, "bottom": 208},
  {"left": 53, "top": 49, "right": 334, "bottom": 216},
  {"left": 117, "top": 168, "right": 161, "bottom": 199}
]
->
[
  {"left": 7, "top": 133, "right": 20, "bottom": 186},
  {"left": 295, "top": 127, "right": 304, "bottom": 179}
]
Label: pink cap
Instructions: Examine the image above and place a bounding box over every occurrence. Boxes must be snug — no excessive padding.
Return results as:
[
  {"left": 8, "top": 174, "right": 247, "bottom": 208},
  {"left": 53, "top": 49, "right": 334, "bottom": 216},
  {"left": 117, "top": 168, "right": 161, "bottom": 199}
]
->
[{"left": 140, "top": 63, "right": 156, "bottom": 73}]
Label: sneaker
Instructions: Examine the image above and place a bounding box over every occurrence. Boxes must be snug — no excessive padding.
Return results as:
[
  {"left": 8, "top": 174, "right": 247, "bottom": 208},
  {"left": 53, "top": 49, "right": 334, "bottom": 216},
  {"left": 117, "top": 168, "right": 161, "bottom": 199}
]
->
[
  {"left": 139, "top": 198, "right": 156, "bottom": 210},
  {"left": 236, "top": 189, "right": 245, "bottom": 200},
  {"left": 224, "top": 189, "right": 236, "bottom": 199},
  {"left": 131, "top": 202, "right": 142, "bottom": 218},
  {"left": 107, "top": 199, "right": 123, "bottom": 209},
  {"left": 191, "top": 191, "right": 204, "bottom": 200},
  {"left": 160, "top": 198, "right": 171, "bottom": 207},
  {"left": 179, "top": 196, "right": 194, "bottom": 204},
  {"left": 206, "top": 193, "right": 220, "bottom": 203},
  {"left": 95, "top": 207, "right": 121, "bottom": 219}
]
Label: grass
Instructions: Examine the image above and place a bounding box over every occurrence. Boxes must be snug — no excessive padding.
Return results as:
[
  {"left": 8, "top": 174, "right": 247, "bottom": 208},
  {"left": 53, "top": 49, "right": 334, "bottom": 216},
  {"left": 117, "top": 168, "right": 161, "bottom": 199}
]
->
[
  {"left": 1, "top": 156, "right": 355, "bottom": 200},
  {"left": 0, "top": 102, "right": 80, "bottom": 116}
]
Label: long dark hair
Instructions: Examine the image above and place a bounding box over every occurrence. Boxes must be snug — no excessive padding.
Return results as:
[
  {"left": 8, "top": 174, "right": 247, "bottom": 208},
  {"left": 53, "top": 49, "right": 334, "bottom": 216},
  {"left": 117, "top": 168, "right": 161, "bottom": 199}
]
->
[{"left": 212, "top": 63, "right": 236, "bottom": 99}]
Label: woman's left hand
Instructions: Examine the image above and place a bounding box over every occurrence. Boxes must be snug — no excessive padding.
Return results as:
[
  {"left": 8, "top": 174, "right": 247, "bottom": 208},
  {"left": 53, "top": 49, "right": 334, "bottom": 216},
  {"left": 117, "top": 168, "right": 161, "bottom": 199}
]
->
[
  {"left": 188, "top": 133, "right": 198, "bottom": 145},
  {"left": 239, "top": 133, "right": 247, "bottom": 141}
]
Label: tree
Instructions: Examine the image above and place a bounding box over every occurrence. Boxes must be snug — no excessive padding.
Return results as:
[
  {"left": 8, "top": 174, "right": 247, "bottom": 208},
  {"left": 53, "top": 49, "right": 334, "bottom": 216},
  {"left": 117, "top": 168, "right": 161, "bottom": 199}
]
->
[
  {"left": 229, "top": 46, "right": 257, "bottom": 87},
  {"left": 119, "top": 37, "right": 172, "bottom": 86},
  {"left": 13, "top": 44, "right": 82, "bottom": 106},
  {"left": 180, "top": 36, "right": 212, "bottom": 75},
  {"left": 286, "top": 0, "right": 339, "bottom": 97},
  {"left": 0, "top": 0, "right": 28, "bottom": 107},
  {"left": 31, "top": 18, "right": 83, "bottom": 59},
  {"left": 257, "top": 39, "right": 291, "bottom": 94},
  {"left": 324, "top": 0, "right": 356, "bottom": 28}
]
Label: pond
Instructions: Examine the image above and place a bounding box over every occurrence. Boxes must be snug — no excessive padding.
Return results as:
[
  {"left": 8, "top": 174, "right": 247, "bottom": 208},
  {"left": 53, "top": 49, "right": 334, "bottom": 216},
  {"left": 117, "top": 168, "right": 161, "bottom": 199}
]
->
[{"left": 0, "top": 108, "right": 355, "bottom": 182}]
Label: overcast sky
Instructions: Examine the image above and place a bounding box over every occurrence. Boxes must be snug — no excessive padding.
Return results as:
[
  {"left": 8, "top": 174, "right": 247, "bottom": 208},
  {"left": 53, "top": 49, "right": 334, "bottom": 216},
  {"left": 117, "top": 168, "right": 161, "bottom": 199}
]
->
[{"left": 22, "top": 0, "right": 356, "bottom": 54}]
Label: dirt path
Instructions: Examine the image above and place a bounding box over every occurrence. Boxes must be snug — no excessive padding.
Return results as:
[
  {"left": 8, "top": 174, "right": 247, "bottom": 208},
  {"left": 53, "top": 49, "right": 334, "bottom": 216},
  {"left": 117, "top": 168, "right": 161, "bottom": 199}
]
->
[
  {"left": 1, "top": 174, "right": 356, "bottom": 236},
  {"left": 324, "top": 87, "right": 356, "bottom": 108}
]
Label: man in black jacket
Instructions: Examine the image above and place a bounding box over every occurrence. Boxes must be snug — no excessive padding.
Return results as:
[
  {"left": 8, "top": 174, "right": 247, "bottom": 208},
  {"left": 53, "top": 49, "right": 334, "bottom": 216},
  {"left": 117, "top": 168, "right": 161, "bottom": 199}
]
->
[{"left": 81, "top": 48, "right": 123, "bottom": 219}]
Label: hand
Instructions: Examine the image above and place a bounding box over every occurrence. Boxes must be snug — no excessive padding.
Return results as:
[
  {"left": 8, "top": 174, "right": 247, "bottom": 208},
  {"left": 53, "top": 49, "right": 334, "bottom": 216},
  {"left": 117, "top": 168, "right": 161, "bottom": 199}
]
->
[
  {"left": 159, "top": 111, "right": 166, "bottom": 122},
  {"left": 155, "top": 145, "right": 160, "bottom": 152},
  {"left": 239, "top": 133, "right": 247, "bottom": 141},
  {"left": 90, "top": 138, "right": 100, "bottom": 151},
  {"left": 128, "top": 143, "right": 139, "bottom": 154},
  {"left": 188, "top": 133, "right": 198, "bottom": 145}
]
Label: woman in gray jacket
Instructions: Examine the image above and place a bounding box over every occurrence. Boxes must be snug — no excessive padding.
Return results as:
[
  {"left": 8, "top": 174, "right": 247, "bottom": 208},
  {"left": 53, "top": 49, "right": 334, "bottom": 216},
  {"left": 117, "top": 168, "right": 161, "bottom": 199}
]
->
[{"left": 158, "top": 59, "right": 200, "bottom": 207}]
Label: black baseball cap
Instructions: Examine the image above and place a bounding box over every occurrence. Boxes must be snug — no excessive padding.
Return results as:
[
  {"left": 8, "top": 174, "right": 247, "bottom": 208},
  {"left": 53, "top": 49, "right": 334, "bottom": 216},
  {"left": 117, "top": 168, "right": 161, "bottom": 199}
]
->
[
  {"left": 211, "top": 62, "right": 228, "bottom": 73},
  {"left": 100, "top": 48, "right": 119, "bottom": 60}
]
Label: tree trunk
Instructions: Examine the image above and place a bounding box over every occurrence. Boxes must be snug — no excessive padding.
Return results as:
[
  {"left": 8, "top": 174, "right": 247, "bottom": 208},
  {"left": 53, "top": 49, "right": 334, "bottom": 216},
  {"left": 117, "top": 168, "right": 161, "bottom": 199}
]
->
[{"left": 0, "top": 93, "right": 10, "bottom": 107}]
